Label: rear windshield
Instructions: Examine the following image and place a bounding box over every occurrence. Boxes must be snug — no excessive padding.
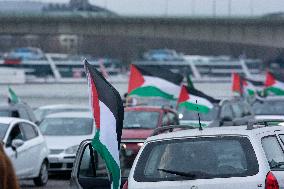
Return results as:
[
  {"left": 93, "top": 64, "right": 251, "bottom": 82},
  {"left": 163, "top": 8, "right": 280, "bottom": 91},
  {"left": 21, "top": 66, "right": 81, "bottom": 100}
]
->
[
  {"left": 134, "top": 136, "right": 258, "bottom": 182},
  {"left": 124, "top": 111, "right": 160, "bottom": 129}
]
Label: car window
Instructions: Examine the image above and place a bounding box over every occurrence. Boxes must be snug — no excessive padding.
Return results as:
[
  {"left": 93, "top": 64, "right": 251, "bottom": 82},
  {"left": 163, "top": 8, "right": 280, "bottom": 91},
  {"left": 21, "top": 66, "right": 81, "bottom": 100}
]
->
[
  {"left": 220, "top": 103, "right": 233, "bottom": 120},
  {"left": 6, "top": 124, "right": 25, "bottom": 147},
  {"left": 252, "top": 101, "right": 284, "bottom": 115},
  {"left": 168, "top": 112, "right": 178, "bottom": 125},
  {"left": 39, "top": 117, "right": 93, "bottom": 136},
  {"left": 20, "top": 123, "right": 38, "bottom": 140},
  {"left": 231, "top": 102, "right": 243, "bottom": 118},
  {"left": 162, "top": 113, "right": 170, "bottom": 126},
  {"left": 0, "top": 123, "right": 9, "bottom": 141},
  {"left": 134, "top": 136, "right": 258, "bottom": 182},
  {"left": 124, "top": 111, "right": 160, "bottom": 129},
  {"left": 79, "top": 143, "right": 108, "bottom": 178},
  {"left": 262, "top": 136, "right": 284, "bottom": 169}
]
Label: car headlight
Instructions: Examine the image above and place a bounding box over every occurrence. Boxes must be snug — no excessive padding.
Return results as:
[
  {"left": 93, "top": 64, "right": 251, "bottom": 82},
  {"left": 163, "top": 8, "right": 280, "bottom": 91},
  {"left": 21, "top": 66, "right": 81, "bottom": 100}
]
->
[
  {"left": 179, "top": 113, "right": 183, "bottom": 119},
  {"left": 65, "top": 145, "right": 79, "bottom": 154}
]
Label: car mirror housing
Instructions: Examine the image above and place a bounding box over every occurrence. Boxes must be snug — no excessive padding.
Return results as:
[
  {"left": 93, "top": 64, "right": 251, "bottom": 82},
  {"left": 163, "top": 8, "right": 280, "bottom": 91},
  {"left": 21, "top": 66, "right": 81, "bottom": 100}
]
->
[{"left": 11, "top": 139, "right": 24, "bottom": 150}]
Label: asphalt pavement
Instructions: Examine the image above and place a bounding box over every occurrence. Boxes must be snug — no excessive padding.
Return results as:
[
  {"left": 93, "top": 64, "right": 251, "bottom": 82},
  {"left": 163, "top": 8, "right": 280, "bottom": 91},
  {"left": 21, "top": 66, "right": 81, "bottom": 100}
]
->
[{"left": 20, "top": 174, "right": 70, "bottom": 189}]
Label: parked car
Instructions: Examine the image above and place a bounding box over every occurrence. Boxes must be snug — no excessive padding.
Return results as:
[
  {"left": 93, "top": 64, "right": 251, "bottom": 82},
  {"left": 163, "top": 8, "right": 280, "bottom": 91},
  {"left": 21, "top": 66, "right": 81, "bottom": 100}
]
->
[
  {"left": 124, "top": 122, "right": 284, "bottom": 189},
  {"left": 142, "top": 49, "right": 184, "bottom": 61},
  {"left": 0, "top": 117, "right": 49, "bottom": 186},
  {"left": 121, "top": 106, "right": 179, "bottom": 170},
  {"left": 4, "top": 47, "right": 45, "bottom": 60},
  {"left": 38, "top": 112, "right": 94, "bottom": 172},
  {"left": 0, "top": 103, "right": 38, "bottom": 124},
  {"left": 252, "top": 97, "right": 284, "bottom": 120},
  {"left": 34, "top": 104, "right": 89, "bottom": 122},
  {"left": 179, "top": 98, "right": 254, "bottom": 127}
]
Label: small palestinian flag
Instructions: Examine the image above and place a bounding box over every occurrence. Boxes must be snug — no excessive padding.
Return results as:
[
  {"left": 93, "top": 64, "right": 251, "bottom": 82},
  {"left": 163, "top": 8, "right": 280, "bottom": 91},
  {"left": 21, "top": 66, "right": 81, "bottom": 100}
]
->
[
  {"left": 128, "top": 65, "right": 183, "bottom": 100},
  {"left": 177, "top": 85, "right": 218, "bottom": 114},
  {"left": 85, "top": 60, "right": 124, "bottom": 189},
  {"left": 265, "top": 71, "right": 284, "bottom": 96},
  {"left": 232, "top": 73, "right": 262, "bottom": 96},
  {"left": 8, "top": 87, "right": 20, "bottom": 104}
]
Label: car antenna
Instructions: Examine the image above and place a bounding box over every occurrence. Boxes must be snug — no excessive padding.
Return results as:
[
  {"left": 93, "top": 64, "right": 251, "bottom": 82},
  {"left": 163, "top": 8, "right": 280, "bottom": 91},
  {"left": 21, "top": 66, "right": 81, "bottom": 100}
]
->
[{"left": 196, "top": 100, "right": 203, "bottom": 131}]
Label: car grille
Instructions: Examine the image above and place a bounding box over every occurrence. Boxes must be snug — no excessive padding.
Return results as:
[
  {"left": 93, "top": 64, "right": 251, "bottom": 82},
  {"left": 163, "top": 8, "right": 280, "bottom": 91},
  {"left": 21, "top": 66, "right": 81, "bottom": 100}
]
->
[{"left": 50, "top": 149, "right": 64, "bottom": 154}]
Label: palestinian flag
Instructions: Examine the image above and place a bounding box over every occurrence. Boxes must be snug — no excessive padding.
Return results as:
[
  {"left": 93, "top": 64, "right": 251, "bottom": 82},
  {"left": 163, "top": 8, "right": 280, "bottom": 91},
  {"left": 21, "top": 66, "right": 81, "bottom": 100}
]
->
[
  {"left": 128, "top": 65, "right": 183, "bottom": 100},
  {"left": 177, "top": 85, "right": 218, "bottom": 113},
  {"left": 85, "top": 60, "right": 124, "bottom": 189},
  {"left": 265, "top": 71, "right": 284, "bottom": 96},
  {"left": 8, "top": 87, "right": 20, "bottom": 104},
  {"left": 232, "top": 73, "right": 262, "bottom": 96}
]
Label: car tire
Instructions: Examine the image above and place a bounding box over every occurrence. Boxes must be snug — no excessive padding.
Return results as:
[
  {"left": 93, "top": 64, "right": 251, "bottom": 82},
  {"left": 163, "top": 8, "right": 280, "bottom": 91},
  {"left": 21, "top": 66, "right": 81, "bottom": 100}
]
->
[{"left": 33, "top": 161, "right": 48, "bottom": 186}]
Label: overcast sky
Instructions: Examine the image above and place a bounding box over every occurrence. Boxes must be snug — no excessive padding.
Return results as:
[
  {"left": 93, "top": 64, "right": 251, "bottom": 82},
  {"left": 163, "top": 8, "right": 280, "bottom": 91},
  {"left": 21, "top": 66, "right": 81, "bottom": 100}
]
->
[{"left": 14, "top": 0, "right": 284, "bottom": 16}]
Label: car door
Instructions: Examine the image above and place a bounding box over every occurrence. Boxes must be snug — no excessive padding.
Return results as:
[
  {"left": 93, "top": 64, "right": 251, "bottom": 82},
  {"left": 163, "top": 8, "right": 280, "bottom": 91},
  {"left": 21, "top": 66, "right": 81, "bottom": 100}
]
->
[
  {"left": 5, "top": 122, "right": 28, "bottom": 177},
  {"left": 19, "top": 122, "right": 41, "bottom": 176}
]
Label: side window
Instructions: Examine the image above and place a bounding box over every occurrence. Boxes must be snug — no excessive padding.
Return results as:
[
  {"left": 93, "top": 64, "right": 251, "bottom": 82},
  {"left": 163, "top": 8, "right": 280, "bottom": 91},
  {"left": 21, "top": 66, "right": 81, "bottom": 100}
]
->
[
  {"left": 79, "top": 144, "right": 108, "bottom": 178},
  {"left": 220, "top": 103, "right": 233, "bottom": 120},
  {"left": 167, "top": 112, "right": 179, "bottom": 125},
  {"left": 262, "top": 136, "right": 284, "bottom": 168},
  {"left": 20, "top": 123, "right": 38, "bottom": 140},
  {"left": 161, "top": 113, "right": 169, "bottom": 126},
  {"left": 11, "top": 110, "right": 20, "bottom": 118},
  {"left": 6, "top": 124, "right": 24, "bottom": 147},
  {"left": 231, "top": 103, "right": 242, "bottom": 118}
]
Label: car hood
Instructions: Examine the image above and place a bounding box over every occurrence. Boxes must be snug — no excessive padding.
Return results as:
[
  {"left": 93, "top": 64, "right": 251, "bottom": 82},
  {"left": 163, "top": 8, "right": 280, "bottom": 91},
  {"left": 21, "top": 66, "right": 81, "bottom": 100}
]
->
[
  {"left": 122, "top": 129, "right": 153, "bottom": 140},
  {"left": 44, "top": 135, "right": 92, "bottom": 150},
  {"left": 255, "top": 115, "right": 284, "bottom": 120}
]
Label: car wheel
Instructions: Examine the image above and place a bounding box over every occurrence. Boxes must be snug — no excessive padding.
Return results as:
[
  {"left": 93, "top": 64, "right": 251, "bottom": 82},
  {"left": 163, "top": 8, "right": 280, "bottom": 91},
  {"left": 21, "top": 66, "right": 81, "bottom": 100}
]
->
[{"left": 33, "top": 161, "right": 48, "bottom": 186}]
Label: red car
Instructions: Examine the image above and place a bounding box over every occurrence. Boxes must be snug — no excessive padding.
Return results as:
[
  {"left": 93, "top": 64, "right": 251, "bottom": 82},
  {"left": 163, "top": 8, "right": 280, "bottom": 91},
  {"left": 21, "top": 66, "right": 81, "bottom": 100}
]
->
[{"left": 121, "top": 106, "right": 179, "bottom": 169}]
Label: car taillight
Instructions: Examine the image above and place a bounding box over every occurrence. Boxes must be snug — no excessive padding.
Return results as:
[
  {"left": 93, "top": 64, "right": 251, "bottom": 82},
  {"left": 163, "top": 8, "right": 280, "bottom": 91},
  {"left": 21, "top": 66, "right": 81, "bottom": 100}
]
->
[
  {"left": 122, "top": 180, "right": 128, "bottom": 189},
  {"left": 266, "top": 171, "right": 279, "bottom": 189}
]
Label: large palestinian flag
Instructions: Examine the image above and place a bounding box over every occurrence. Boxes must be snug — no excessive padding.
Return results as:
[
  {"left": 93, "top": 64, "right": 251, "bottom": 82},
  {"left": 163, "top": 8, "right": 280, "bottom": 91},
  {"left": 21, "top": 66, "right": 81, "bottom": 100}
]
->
[
  {"left": 85, "top": 60, "right": 124, "bottom": 189},
  {"left": 128, "top": 64, "right": 183, "bottom": 99},
  {"left": 232, "top": 73, "right": 262, "bottom": 96},
  {"left": 177, "top": 85, "right": 218, "bottom": 113},
  {"left": 265, "top": 71, "right": 284, "bottom": 96}
]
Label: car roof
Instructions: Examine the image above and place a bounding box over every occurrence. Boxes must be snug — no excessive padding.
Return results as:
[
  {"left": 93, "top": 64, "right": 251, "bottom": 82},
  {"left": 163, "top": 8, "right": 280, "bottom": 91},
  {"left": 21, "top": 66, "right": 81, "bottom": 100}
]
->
[
  {"left": 147, "top": 125, "right": 284, "bottom": 142},
  {"left": 0, "top": 117, "right": 29, "bottom": 124},
  {"left": 45, "top": 111, "right": 92, "bottom": 118},
  {"left": 36, "top": 104, "right": 89, "bottom": 110},
  {"left": 125, "top": 105, "right": 175, "bottom": 112}
]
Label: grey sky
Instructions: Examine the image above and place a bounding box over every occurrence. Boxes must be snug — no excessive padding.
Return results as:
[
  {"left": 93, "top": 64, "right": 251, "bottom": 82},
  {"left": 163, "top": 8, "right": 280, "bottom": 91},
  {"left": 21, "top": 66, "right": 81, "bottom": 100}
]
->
[{"left": 17, "top": 0, "right": 284, "bottom": 16}]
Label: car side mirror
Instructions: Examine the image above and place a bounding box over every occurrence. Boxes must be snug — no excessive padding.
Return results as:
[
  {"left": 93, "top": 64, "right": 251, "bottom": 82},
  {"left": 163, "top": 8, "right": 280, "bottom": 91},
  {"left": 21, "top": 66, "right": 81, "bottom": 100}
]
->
[{"left": 11, "top": 139, "right": 24, "bottom": 151}]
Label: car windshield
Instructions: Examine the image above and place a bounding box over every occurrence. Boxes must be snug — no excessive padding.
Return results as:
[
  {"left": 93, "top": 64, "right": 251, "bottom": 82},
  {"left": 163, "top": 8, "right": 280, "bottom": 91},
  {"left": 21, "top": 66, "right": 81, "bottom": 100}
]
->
[
  {"left": 124, "top": 111, "right": 160, "bottom": 129},
  {"left": 252, "top": 100, "right": 284, "bottom": 115},
  {"left": 134, "top": 136, "right": 258, "bottom": 182},
  {"left": 178, "top": 105, "right": 219, "bottom": 121},
  {"left": 34, "top": 108, "right": 89, "bottom": 121},
  {"left": 39, "top": 117, "right": 93, "bottom": 136},
  {"left": 0, "top": 123, "right": 9, "bottom": 140}
]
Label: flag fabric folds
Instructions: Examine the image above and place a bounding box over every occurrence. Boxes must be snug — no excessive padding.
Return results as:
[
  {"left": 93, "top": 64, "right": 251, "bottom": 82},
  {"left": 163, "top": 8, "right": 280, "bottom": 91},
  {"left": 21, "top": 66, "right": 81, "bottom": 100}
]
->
[
  {"left": 128, "top": 64, "right": 183, "bottom": 100},
  {"left": 265, "top": 71, "right": 284, "bottom": 96},
  {"left": 8, "top": 87, "right": 20, "bottom": 104},
  {"left": 84, "top": 60, "right": 124, "bottom": 189},
  {"left": 177, "top": 85, "right": 218, "bottom": 114},
  {"left": 232, "top": 73, "right": 263, "bottom": 96}
]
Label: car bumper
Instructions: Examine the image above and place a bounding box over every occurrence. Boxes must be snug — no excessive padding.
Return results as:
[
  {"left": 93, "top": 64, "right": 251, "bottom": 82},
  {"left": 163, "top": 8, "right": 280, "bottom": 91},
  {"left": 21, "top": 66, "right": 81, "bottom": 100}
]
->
[{"left": 48, "top": 154, "right": 76, "bottom": 171}]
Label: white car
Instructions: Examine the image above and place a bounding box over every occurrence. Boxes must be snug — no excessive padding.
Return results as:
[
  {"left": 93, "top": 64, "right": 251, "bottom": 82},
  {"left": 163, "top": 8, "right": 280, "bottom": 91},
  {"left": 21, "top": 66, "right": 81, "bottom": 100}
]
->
[
  {"left": 0, "top": 117, "right": 49, "bottom": 186},
  {"left": 34, "top": 104, "right": 89, "bottom": 122},
  {"left": 123, "top": 123, "right": 284, "bottom": 189},
  {"left": 252, "top": 97, "right": 284, "bottom": 120},
  {"left": 39, "top": 112, "right": 95, "bottom": 172}
]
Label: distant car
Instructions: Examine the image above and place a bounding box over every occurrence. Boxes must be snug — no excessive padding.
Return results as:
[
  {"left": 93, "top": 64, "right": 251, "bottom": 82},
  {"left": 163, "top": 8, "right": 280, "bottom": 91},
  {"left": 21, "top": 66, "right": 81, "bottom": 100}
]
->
[
  {"left": 34, "top": 104, "right": 89, "bottom": 122},
  {"left": 121, "top": 106, "right": 179, "bottom": 170},
  {"left": 5, "top": 47, "right": 45, "bottom": 60},
  {"left": 143, "top": 49, "right": 184, "bottom": 61},
  {"left": 252, "top": 97, "right": 284, "bottom": 120},
  {"left": 178, "top": 98, "right": 254, "bottom": 127},
  {"left": 0, "top": 103, "right": 38, "bottom": 124},
  {"left": 39, "top": 112, "right": 95, "bottom": 172},
  {"left": 0, "top": 117, "right": 49, "bottom": 186}
]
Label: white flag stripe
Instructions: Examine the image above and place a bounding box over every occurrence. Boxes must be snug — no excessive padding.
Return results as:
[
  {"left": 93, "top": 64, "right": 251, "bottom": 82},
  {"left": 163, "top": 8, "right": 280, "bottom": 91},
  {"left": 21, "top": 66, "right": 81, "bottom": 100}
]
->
[
  {"left": 99, "top": 101, "right": 120, "bottom": 165},
  {"left": 187, "top": 94, "right": 214, "bottom": 109},
  {"left": 273, "top": 80, "right": 284, "bottom": 89},
  {"left": 143, "top": 76, "right": 181, "bottom": 97}
]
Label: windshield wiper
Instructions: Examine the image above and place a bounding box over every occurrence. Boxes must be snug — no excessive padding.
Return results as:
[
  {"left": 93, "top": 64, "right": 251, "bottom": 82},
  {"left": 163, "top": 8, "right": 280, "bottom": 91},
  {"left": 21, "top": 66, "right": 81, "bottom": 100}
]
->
[
  {"left": 157, "top": 168, "right": 211, "bottom": 178},
  {"left": 269, "top": 160, "right": 284, "bottom": 169}
]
